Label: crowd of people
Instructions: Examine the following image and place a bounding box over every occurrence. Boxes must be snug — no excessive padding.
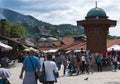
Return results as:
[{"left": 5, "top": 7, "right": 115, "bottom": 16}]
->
[
  {"left": 17, "top": 48, "right": 120, "bottom": 84},
  {"left": 0, "top": 47, "right": 120, "bottom": 84}
]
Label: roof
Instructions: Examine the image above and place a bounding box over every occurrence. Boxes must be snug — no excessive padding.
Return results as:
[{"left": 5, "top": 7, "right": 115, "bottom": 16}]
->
[
  {"left": 0, "top": 34, "right": 20, "bottom": 44},
  {"left": 52, "top": 41, "right": 61, "bottom": 47},
  {"left": 61, "top": 37, "right": 74, "bottom": 45},
  {"left": 87, "top": 7, "right": 106, "bottom": 17},
  {"left": 47, "top": 37, "right": 57, "bottom": 41},
  {"left": 39, "top": 38, "right": 47, "bottom": 41},
  {"left": 59, "top": 41, "right": 86, "bottom": 51},
  {"left": 39, "top": 48, "right": 50, "bottom": 51},
  {"left": 37, "top": 37, "right": 120, "bottom": 52},
  {"left": 107, "top": 39, "right": 120, "bottom": 48},
  {"left": 59, "top": 39, "right": 120, "bottom": 51},
  {"left": 65, "top": 42, "right": 86, "bottom": 50}
]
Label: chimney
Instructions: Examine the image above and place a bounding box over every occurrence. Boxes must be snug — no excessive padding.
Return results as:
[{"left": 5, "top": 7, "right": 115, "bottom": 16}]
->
[{"left": 1, "top": 19, "right": 6, "bottom": 35}]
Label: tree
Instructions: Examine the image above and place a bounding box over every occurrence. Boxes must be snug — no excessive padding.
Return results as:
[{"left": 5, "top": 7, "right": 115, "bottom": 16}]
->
[
  {"left": 2, "top": 22, "right": 29, "bottom": 38},
  {"left": 9, "top": 24, "right": 28, "bottom": 38}
]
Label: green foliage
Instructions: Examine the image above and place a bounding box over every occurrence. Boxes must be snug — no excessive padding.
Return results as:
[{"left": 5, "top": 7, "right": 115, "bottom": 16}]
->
[
  {"left": 50, "top": 29, "right": 59, "bottom": 36},
  {"left": 107, "top": 35, "right": 114, "bottom": 39},
  {"left": 0, "top": 21, "right": 28, "bottom": 38},
  {"left": 107, "top": 35, "right": 120, "bottom": 39},
  {"left": 9, "top": 24, "right": 28, "bottom": 38}
]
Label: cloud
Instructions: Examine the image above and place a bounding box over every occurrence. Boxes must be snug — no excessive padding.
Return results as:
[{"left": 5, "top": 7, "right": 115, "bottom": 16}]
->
[
  {"left": 0, "top": 0, "right": 120, "bottom": 36},
  {"left": 1, "top": 0, "right": 27, "bottom": 9},
  {"left": 98, "top": 0, "right": 120, "bottom": 36},
  {"left": 18, "top": 0, "right": 29, "bottom": 1}
]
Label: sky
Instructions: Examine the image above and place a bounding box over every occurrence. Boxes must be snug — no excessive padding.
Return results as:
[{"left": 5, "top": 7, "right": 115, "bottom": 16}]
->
[{"left": 0, "top": 0, "right": 120, "bottom": 36}]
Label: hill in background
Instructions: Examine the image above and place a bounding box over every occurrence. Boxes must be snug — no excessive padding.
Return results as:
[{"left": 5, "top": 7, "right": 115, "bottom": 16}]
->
[{"left": 0, "top": 8, "right": 84, "bottom": 40}]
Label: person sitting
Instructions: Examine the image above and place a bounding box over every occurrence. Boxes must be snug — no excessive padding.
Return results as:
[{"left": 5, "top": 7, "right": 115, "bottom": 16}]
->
[{"left": 0, "top": 56, "right": 10, "bottom": 67}]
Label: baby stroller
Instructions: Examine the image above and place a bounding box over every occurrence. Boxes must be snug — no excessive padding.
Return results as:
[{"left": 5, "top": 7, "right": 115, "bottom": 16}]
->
[
  {"left": 0, "top": 68, "right": 11, "bottom": 84},
  {"left": 0, "top": 78, "right": 10, "bottom": 84},
  {"left": 67, "top": 61, "right": 79, "bottom": 76}
]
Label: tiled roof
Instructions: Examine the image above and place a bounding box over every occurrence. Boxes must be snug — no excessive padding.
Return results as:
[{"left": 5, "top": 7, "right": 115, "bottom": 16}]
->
[
  {"left": 59, "top": 41, "right": 86, "bottom": 50},
  {"left": 39, "top": 48, "right": 50, "bottom": 51},
  {"left": 52, "top": 41, "right": 61, "bottom": 47},
  {"left": 38, "top": 38, "right": 120, "bottom": 51},
  {"left": 66, "top": 42, "right": 86, "bottom": 50},
  {"left": 59, "top": 39, "right": 120, "bottom": 51},
  {"left": 61, "top": 37, "right": 74, "bottom": 45},
  {"left": 107, "top": 39, "right": 120, "bottom": 48}
]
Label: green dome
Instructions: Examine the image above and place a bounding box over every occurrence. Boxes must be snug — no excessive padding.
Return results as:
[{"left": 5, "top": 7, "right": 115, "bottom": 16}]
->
[
  {"left": 87, "top": 7, "right": 106, "bottom": 17},
  {"left": 39, "top": 38, "right": 47, "bottom": 41}
]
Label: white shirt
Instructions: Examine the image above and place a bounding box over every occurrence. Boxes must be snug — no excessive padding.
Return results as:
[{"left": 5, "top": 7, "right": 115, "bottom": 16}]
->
[
  {"left": 86, "top": 50, "right": 90, "bottom": 56},
  {"left": 52, "top": 55, "right": 55, "bottom": 59},
  {"left": 40, "top": 57, "right": 44, "bottom": 68},
  {"left": 112, "top": 56, "right": 117, "bottom": 62},
  {"left": 44, "top": 61, "right": 58, "bottom": 81},
  {"left": 81, "top": 56, "right": 85, "bottom": 61}
]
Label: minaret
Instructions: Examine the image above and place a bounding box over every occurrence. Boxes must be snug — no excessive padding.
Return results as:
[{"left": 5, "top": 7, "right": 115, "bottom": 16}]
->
[{"left": 77, "top": 4, "right": 116, "bottom": 53}]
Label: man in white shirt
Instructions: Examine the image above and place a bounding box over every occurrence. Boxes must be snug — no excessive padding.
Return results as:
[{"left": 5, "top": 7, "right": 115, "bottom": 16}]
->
[
  {"left": 112, "top": 55, "right": 118, "bottom": 72},
  {"left": 81, "top": 54, "right": 86, "bottom": 73},
  {"left": 44, "top": 54, "right": 58, "bottom": 84}
]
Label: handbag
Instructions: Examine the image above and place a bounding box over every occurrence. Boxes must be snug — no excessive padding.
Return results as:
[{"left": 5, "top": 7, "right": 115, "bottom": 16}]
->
[
  {"left": 53, "top": 70, "right": 59, "bottom": 83},
  {"left": 35, "top": 72, "right": 39, "bottom": 79},
  {"left": 0, "top": 78, "right": 11, "bottom": 84},
  {"left": 3, "top": 78, "right": 11, "bottom": 84},
  {"left": 29, "top": 57, "right": 39, "bottom": 80},
  {"left": 39, "top": 62, "right": 46, "bottom": 83}
]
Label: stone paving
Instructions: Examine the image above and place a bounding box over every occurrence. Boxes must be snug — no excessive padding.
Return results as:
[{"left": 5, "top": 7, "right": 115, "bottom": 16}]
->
[{"left": 8, "top": 63, "right": 120, "bottom": 84}]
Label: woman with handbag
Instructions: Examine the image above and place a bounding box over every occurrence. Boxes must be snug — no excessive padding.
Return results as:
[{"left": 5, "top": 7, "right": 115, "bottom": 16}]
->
[
  {"left": 43, "top": 54, "right": 58, "bottom": 84},
  {"left": 19, "top": 49, "right": 41, "bottom": 84}
]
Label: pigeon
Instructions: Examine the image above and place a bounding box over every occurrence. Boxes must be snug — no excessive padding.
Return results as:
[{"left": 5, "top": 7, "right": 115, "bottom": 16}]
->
[{"left": 84, "top": 77, "right": 88, "bottom": 80}]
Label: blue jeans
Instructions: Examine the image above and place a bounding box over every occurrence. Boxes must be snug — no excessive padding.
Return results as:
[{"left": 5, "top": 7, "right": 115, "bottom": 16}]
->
[
  {"left": 57, "top": 63, "right": 61, "bottom": 70},
  {"left": 97, "top": 63, "right": 102, "bottom": 72},
  {"left": 114, "top": 62, "right": 118, "bottom": 70},
  {"left": 63, "top": 65, "right": 67, "bottom": 75}
]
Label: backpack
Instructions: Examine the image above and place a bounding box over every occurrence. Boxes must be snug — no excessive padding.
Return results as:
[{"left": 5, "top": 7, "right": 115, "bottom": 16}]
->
[{"left": 96, "top": 56, "right": 101, "bottom": 63}]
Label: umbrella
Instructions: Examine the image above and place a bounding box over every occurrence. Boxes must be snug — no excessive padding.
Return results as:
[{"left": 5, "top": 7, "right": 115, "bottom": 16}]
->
[
  {"left": 0, "top": 42, "right": 13, "bottom": 50},
  {"left": 43, "top": 49, "right": 58, "bottom": 53},
  {"left": 107, "top": 45, "right": 120, "bottom": 52},
  {"left": 0, "top": 68, "right": 11, "bottom": 78},
  {"left": 23, "top": 48, "right": 30, "bottom": 52},
  {"left": 23, "top": 47, "right": 39, "bottom": 52},
  {"left": 29, "top": 47, "right": 39, "bottom": 52}
]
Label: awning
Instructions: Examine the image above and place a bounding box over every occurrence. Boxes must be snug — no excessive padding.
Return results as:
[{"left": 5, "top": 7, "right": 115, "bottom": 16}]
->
[
  {"left": 24, "top": 47, "right": 39, "bottom": 52},
  {"left": 29, "top": 47, "right": 39, "bottom": 52},
  {"left": 43, "top": 49, "right": 58, "bottom": 53},
  {"left": 0, "top": 42, "right": 13, "bottom": 50}
]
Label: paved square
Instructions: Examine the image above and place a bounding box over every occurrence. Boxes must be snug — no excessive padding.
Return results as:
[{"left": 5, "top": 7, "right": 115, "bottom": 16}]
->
[{"left": 8, "top": 63, "right": 120, "bottom": 84}]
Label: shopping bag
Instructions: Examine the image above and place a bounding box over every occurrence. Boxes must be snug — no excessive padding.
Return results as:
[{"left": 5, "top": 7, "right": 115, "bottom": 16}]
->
[
  {"left": 39, "top": 62, "right": 46, "bottom": 83},
  {"left": 35, "top": 72, "right": 39, "bottom": 80},
  {"left": 53, "top": 70, "right": 59, "bottom": 83},
  {"left": 39, "top": 71, "right": 46, "bottom": 83}
]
